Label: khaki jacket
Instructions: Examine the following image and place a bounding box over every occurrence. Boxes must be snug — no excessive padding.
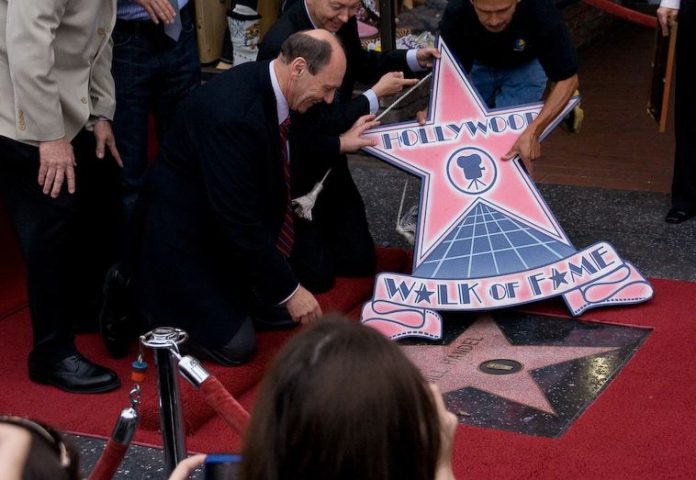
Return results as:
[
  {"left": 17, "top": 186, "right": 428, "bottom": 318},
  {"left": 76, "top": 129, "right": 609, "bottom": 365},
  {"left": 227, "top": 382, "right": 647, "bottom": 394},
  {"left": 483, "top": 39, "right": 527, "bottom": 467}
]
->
[{"left": 0, "top": 0, "right": 116, "bottom": 145}]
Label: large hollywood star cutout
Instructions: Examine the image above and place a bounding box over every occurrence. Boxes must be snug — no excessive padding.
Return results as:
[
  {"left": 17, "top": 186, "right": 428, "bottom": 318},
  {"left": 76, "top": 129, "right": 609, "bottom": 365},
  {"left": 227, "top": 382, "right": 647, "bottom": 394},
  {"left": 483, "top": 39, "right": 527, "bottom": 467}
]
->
[
  {"left": 363, "top": 39, "right": 578, "bottom": 267},
  {"left": 402, "top": 316, "right": 619, "bottom": 415},
  {"left": 359, "top": 39, "right": 652, "bottom": 340}
]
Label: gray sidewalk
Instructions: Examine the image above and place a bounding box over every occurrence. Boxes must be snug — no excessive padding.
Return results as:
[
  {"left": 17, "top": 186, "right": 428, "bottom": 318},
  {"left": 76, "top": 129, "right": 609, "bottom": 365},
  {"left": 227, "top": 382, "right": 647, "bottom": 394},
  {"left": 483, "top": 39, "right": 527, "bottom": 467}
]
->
[{"left": 349, "top": 156, "right": 696, "bottom": 281}]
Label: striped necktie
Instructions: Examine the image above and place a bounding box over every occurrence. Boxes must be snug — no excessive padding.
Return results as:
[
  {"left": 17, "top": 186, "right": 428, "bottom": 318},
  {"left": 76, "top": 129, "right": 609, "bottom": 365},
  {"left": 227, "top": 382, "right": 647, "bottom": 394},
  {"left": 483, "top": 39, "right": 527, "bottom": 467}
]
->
[{"left": 276, "top": 118, "right": 294, "bottom": 257}]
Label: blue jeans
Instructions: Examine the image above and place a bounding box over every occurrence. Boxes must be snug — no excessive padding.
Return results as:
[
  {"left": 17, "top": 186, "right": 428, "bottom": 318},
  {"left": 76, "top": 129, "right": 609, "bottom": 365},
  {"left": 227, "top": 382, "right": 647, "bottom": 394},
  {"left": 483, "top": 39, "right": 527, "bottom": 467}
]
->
[
  {"left": 111, "top": 5, "right": 201, "bottom": 218},
  {"left": 470, "top": 59, "right": 547, "bottom": 109}
]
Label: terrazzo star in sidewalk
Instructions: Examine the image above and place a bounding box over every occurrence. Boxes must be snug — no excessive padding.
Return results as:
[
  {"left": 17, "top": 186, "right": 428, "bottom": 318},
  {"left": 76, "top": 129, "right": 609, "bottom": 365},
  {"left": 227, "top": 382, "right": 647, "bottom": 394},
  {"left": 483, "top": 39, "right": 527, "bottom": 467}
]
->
[{"left": 403, "top": 316, "right": 620, "bottom": 415}]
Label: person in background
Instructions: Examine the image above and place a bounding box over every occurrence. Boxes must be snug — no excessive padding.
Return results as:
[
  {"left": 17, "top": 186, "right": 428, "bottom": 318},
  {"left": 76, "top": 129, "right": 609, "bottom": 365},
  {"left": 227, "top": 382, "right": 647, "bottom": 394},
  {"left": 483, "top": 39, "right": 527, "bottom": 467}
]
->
[
  {"left": 258, "top": 0, "right": 439, "bottom": 293},
  {"left": 241, "top": 316, "right": 458, "bottom": 480},
  {"left": 0, "top": 415, "right": 206, "bottom": 480},
  {"left": 227, "top": 0, "right": 263, "bottom": 67},
  {"left": 0, "top": 416, "right": 81, "bottom": 480},
  {"left": 111, "top": 0, "right": 201, "bottom": 219},
  {"left": 658, "top": 0, "right": 696, "bottom": 224},
  {"left": 439, "top": 0, "right": 579, "bottom": 173},
  {"left": 100, "top": 0, "right": 201, "bottom": 358},
  {"left": 137, "top": 31, "right": 377, "bottom": 365},
  {"left": 0, "top": 0, "right": 121, "bottom": 393}
]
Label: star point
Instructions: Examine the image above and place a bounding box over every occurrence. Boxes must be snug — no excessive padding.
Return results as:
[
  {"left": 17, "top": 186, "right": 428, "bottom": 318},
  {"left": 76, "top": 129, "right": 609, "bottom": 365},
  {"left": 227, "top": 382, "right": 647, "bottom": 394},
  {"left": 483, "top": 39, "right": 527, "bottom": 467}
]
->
[
  {"left": 414, "top": 284, "right": 435, "bottom": 303},
  {"left": 550, "top": 268, "right": 569, "bottom": 289},
  {"left": 402, "top": 316, "right": 619, "bottom": 415}
]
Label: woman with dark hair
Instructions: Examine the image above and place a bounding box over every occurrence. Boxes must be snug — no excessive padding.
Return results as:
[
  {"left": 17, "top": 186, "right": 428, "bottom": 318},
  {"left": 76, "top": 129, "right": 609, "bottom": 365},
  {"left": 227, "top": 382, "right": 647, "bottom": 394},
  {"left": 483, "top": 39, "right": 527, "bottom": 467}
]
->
[
  {"left": 241, "top": 316, "right": 457, "bottom": 480},
  {"left": 0, "top": 415, "right": 80, "bottom": 480},
  {"left": 0, "top": 414, "right": 208, "bottom": 480}
]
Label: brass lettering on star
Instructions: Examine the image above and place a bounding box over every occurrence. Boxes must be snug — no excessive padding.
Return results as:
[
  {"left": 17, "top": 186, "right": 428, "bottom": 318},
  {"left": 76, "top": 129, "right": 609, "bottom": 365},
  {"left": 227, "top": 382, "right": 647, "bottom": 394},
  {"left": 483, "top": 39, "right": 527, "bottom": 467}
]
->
[{"left": 424, "top": 336, "right": 483, "bottom": 382}]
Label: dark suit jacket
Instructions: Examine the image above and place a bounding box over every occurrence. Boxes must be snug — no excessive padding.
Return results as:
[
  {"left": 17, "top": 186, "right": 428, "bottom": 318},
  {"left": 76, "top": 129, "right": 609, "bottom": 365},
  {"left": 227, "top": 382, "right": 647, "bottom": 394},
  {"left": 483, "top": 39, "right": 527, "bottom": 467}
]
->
[
  {"left": 139, "top": 61, "right": 297, "bottom": 343},
  {"left": 257, "top": 2, "right": 411, "bottom": 188}
]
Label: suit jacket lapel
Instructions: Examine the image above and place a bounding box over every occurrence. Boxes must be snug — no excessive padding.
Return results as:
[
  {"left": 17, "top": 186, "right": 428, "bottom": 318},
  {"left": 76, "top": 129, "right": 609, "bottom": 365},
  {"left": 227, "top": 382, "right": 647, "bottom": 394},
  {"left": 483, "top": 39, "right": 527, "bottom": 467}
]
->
[
  {"left": 257, "top": 61, "right": 285, "bottom": 179},
  {"left": 294, "top": 3, "right": 314, "bottom": 30}
]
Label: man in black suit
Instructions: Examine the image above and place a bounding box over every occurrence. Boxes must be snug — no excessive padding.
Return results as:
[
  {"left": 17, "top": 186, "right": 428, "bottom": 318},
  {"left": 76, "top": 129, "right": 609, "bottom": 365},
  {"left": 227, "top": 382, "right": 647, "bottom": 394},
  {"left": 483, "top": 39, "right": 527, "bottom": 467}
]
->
[
  {"left": 137, "top": 30, "right": 376, "bottom": 365},
  {"left": 658, "top": 0, "right": 696, "bottom": 223},
  {"left": 257, "top": 0, "right": 439, "bottom": 293}
]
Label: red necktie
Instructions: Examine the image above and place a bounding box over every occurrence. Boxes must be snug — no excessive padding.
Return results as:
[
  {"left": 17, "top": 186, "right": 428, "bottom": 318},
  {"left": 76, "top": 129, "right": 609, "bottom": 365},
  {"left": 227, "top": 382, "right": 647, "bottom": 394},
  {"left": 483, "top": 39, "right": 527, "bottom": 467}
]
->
[{"left": 276, "top": 118, "right": 294, "bottom": 257}]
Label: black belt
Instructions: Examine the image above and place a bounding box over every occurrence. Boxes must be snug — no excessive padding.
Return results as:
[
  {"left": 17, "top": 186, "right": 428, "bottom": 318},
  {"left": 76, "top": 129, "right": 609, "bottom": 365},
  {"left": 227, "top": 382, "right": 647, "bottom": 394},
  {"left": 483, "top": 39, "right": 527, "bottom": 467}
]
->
[{"left": 114, "top": 18, "right": 162, "bottom": 35}]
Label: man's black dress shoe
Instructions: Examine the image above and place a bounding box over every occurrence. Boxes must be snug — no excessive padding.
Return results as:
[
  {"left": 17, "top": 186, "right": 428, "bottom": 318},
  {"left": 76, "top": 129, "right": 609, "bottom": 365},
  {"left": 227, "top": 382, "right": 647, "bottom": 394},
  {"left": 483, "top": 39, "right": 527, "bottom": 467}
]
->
[
  {"left": 665, "top": 208, "right": 696, "bottom": 224},
  {"left": 28, "top": 353, "right": 120, "bottom": 394},
  {"left": 100, "top": 264, "right": 137, "bottom": 358}
]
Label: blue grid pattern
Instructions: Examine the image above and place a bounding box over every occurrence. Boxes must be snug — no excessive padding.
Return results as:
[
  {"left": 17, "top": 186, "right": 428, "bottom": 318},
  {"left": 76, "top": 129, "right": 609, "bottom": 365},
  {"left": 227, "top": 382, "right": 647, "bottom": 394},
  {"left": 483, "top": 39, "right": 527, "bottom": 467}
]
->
[{"left": 414, "top": 202, "right": 575, "bottom": 279}]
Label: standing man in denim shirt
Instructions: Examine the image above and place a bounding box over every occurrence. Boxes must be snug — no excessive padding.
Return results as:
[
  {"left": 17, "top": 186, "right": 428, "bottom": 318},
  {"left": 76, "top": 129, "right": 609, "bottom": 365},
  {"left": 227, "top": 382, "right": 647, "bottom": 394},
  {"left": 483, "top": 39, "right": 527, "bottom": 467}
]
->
[{"left": 112, "top": 0, "right": 201, "bottom": 218}]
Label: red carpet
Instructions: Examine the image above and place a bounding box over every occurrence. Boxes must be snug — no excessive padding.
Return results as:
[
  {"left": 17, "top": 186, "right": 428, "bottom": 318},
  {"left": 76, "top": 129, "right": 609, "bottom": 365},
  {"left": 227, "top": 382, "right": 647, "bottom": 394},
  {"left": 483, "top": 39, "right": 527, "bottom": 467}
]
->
[
  {"left": 0, "top": 204, "right": 28, "bottom": 320},
  {"left": 0, "top": 203, "right": 411, "bottom": 448},
  {"left": 2, "top": 206, "right": 695, "bottom": 478},
  {"left": 449, "top": 286, "right": 696, "bottom": 479}
]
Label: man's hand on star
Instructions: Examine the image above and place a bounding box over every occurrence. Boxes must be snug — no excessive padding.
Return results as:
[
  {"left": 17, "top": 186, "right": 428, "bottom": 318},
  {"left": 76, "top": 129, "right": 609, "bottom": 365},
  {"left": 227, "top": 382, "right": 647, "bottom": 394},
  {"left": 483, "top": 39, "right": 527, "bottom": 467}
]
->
[
  {"left": 504, "top": 74, "right": 578, "bottom": 175},
  {"left": 339, "top": 114, "right": 380, "bottom": 153},
  {"left": 416, "top": 47, "right": 441, "bottom": 69},
  {"left": 372, "top": 71, "right": 418, "bottom": 99},
  {"left": 502, "top": 128, "right": 540, "bottom": 175}
]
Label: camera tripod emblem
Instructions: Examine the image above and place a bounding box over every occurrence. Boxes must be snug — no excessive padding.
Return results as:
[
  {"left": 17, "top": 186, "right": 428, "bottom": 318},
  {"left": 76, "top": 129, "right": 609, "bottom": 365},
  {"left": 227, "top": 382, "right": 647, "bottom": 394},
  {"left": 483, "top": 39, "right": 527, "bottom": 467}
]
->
[{"left": 446, "top": 147, "right": 497, "bottom": 195}]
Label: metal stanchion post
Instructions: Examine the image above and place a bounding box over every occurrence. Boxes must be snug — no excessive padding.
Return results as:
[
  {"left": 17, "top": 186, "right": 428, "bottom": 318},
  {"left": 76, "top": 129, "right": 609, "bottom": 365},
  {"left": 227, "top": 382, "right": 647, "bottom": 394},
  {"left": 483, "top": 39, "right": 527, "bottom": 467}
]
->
[
  {"left": 140, "top": 327, "right": 189, "bottom": 475},
  {"left": 112, "top": 389, "right": 140, "bottom": 445}
]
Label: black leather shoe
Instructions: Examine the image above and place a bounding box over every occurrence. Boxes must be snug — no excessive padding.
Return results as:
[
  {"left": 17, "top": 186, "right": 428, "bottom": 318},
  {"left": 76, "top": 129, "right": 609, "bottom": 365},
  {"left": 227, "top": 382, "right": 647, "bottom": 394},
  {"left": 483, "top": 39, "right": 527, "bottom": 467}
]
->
[
  {"left": 28, "top": 353, "right": 120, "bottom": 394},
  {"left": 665, "top": 208, "right": 696, "bottom": 224},
  {"left": 100, "top": 264, "right": 137, "bottom": 358}
]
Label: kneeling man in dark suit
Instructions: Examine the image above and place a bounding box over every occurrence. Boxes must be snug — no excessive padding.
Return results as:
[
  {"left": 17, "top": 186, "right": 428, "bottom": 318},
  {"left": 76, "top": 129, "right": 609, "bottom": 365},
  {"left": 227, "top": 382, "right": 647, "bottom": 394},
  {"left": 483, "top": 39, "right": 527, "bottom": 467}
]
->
[{"left": 138, "top": 30, "right": 376, "bottom": 365}]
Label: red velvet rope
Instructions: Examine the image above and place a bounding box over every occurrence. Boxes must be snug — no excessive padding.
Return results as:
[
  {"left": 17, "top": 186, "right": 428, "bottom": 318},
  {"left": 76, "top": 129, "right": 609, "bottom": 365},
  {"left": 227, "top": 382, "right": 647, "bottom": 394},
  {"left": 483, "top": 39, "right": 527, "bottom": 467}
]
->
[
  {"left": 199, "top": 376, "right": 251, "bottom": 435},
  {"left": 582, "top": 0, "right": 658, "bottom": 29},
  {"left": 87, "top": 440, "right": 128, "bottom": 480}
]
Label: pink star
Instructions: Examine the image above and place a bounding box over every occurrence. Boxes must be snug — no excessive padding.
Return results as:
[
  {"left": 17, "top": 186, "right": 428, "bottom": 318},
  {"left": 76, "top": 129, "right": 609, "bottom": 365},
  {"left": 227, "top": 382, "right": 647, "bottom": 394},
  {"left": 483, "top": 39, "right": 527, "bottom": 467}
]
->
[
  {"left": 362, "top": 40, "right": 578, "bottom": 268},
  {"left": 402, "top": 316, "right": 619, "bottom": 415}
]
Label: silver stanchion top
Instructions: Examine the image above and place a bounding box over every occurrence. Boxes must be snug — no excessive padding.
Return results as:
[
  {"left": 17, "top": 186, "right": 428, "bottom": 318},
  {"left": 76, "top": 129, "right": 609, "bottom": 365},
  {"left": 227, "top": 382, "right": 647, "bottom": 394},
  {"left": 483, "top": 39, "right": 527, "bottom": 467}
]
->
[{"left": 140, "top": 327, "right": 189, "bottom": 350}]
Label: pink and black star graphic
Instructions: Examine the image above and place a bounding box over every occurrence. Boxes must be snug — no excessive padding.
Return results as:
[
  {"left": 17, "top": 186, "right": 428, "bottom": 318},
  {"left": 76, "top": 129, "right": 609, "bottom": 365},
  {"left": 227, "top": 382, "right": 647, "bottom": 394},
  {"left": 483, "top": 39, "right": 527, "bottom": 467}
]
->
[
  {"left": 401, "top": 313, "right": 649, "bottom": 437},
  {"left": 360, "top": 39, "right": 653, "bottom": 340}
]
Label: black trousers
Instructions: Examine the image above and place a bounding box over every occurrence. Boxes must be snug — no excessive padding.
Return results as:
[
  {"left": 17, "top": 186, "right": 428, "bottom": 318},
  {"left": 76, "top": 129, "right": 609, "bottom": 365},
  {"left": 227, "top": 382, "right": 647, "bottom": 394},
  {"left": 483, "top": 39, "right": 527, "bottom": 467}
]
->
[
  {"left": 0, "top": 131, "right": 121, "bottom": 359},
  {"left": 289, "top": 156, "right": 376, "bottom": 294},
  {"left": 672, "top": 2, "right": 696, "bottom": 211},
  {"left": 137, "top": 155, "right": 374, "bottom": 366},
  {"left": 136, "top": 161, "right": 260, "bottom": 366}
]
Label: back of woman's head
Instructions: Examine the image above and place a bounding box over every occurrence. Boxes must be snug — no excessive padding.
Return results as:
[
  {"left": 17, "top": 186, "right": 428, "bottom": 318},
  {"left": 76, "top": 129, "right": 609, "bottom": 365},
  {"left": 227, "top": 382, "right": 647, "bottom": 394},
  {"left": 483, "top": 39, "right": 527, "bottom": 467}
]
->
[
  {"left": 0, "top": 416, "right": 80, "bottom": 480},
  {"left": 241, "top": 316, "right": 440, "bottom": 480}
]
